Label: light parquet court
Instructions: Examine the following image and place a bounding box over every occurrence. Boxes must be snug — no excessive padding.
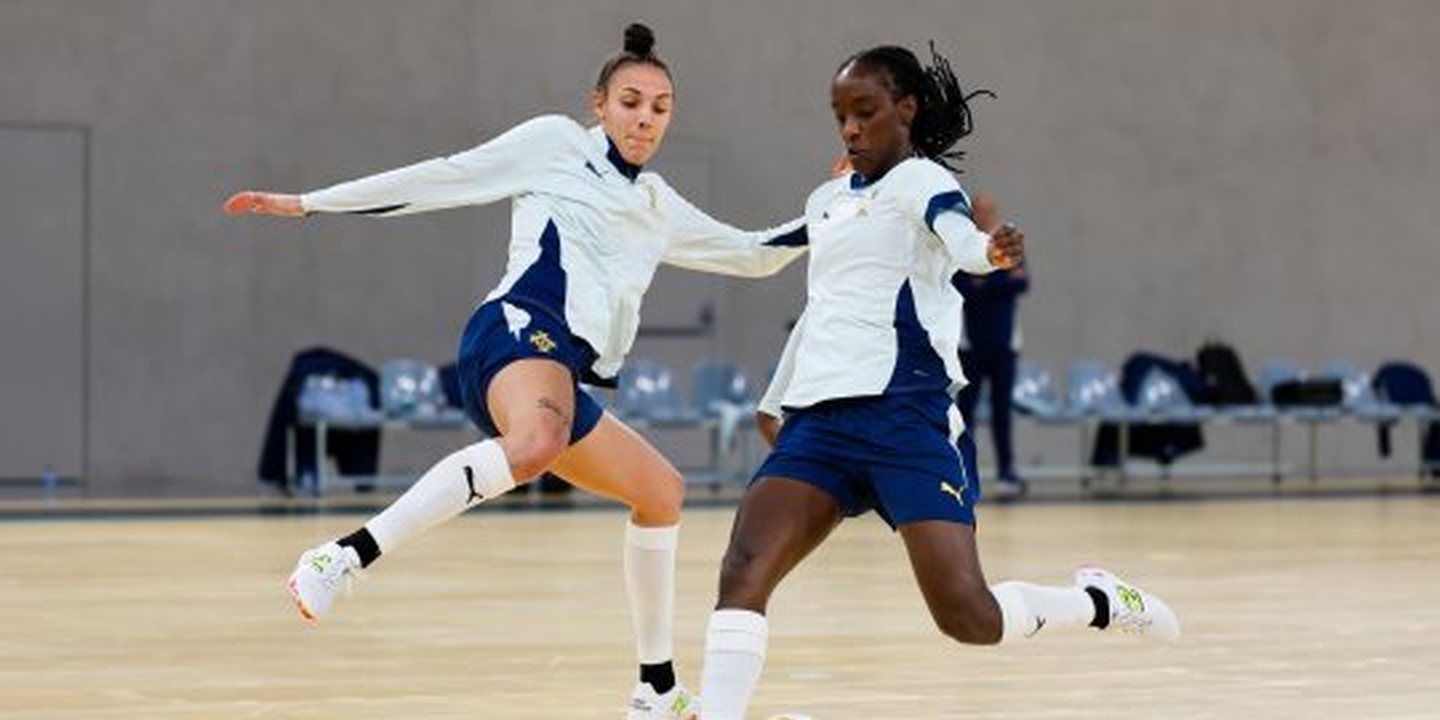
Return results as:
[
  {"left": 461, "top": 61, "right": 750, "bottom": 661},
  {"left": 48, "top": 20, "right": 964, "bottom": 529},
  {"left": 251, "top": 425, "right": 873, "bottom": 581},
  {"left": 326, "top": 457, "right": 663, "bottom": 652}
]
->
[{"left": 3, "top": 493, "right": 1438, "bottom": 719}]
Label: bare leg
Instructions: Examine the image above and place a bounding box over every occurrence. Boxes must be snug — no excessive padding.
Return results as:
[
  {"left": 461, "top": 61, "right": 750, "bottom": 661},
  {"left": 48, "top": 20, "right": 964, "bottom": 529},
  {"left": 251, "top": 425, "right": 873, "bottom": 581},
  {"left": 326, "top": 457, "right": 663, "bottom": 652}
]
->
[
  {"left": 716, "top": 477, "right": 843, "bottom": 611},
  {"left": 900, "top": 520, "right": 1005, "bottom": 644},
  {"left": 356, "top": 358, "right": 574, "bottom": 557},
  {"left": 901, "top": 520, "right": 1099, "bottom": 645},
  {"left": 288, "top": 359, "right": 575, "bottom": 622},
  {"left": 547, "top": 412, "right": 693, "bottom": 700},
  {"left": 549, "top": 411, "right": 684, "bottom": 526},
  {"left": 702, "top": 477, "right": 844, "bottom": 720}
]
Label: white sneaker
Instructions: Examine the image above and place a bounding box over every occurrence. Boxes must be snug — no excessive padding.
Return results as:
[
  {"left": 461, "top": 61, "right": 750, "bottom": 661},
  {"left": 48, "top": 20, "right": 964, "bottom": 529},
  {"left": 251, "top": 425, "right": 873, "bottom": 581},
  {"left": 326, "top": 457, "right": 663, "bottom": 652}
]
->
[
  {"left": 1074, "top": 567, "right": 1180, "bottom": 642},
  {"left": 627, "top": 682, "right": 699, "bottom": 720},
  {"left": 991, "top": 477, "right": 1027, "bottom": 502},
  {"left": 287, "top": 541, "right": 361, "bottom": 624}
]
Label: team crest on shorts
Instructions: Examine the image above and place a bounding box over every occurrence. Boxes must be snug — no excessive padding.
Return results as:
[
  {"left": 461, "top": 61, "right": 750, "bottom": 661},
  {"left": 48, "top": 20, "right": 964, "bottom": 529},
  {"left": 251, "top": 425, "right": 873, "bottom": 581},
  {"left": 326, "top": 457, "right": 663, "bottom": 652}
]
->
[{"left": 528, "top": 330, "right": 558, "bottom": 354}]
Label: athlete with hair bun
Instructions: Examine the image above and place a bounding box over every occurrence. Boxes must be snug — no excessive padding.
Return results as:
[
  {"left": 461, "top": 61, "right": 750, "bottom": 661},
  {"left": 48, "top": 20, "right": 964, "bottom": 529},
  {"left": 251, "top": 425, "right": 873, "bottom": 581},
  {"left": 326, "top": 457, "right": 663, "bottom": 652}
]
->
[{"left": 226, "top": 23, "right": 809, "bottom": 720}]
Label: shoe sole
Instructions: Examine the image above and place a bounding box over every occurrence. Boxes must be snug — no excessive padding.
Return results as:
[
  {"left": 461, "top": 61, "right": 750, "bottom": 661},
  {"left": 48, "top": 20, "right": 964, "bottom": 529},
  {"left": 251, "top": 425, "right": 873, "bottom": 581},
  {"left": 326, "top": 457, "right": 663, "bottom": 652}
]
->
[
  {"left": 287, "top": 577, "right": 320, "bottom": 625},
  {"left": 624, "top": 710, "right": 697, "bottom": 720}
]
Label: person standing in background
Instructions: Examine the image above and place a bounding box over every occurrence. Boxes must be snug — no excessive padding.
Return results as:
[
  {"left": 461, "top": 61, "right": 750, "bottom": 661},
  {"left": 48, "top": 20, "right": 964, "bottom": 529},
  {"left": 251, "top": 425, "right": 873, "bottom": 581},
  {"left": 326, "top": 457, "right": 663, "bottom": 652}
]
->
[{"left": 953, "top": 192, "right": 1029, "bottom": 500}]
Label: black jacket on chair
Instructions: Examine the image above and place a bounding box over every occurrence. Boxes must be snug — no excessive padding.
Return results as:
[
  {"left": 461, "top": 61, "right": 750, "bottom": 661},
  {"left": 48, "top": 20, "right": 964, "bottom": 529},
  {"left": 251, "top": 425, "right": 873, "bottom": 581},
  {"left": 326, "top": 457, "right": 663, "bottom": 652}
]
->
[
  {"left": 1091, "top": 352, "right": 1207, "bottom": 468},
  {"left": 1371, "top": 362, "right": 1440, "bottom": 470},
  {"left": 257, "top": 347, "right": 381, "bottom": 488}
]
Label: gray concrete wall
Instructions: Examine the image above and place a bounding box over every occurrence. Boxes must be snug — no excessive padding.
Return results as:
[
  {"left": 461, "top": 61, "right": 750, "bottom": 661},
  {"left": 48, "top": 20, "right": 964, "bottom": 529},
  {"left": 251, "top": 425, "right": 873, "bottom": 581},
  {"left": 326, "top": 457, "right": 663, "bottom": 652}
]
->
[{"left": 1, "top": 0, "right": 1436, "bottom": 494}]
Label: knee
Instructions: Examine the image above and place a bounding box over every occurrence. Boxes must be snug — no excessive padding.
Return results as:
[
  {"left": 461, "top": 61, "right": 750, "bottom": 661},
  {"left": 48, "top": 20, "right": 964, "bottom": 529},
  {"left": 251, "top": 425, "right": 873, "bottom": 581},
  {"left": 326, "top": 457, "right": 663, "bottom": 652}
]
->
[
  {"left": 932, "top": 592, "right": 1004, "bottom": 646},
  {"left": 624, "top": 464, "right": 684, "bottom": 524},
  {"left": 504, "top": 427, "right": 568, "bottom": 480},
  {"left": 716, "top": 540, "right": 773, "bottom": 611}
]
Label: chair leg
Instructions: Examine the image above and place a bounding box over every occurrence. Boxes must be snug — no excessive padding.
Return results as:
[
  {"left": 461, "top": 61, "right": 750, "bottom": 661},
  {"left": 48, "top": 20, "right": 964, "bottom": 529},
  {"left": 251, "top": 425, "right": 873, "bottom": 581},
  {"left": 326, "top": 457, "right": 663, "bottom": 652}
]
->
[
  {"left": 285, "top": 425, "right": 296, "bottom": 494},
  {"left": 1307, "top": 423, "right": 1320, "bottom": 483},
  {"left": 1117, "top": 421, "right": 1130, "bottom": 485},
  {"left": 1270, "top": 421, "right": 1283, "bottom": 485},
  {"left": 315, "top": 421, "right": 328, "bottom": 496},
  {"left": 1420, "top": 421, "right": 1431, "bottom": 481}
]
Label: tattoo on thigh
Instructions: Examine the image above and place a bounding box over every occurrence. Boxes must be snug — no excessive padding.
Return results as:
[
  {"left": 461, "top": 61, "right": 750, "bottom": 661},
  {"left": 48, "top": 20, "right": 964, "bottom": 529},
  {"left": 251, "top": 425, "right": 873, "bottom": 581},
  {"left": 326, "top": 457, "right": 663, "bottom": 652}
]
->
[{"left": 537, "top": 397, "right": 572, "bottom": 425}]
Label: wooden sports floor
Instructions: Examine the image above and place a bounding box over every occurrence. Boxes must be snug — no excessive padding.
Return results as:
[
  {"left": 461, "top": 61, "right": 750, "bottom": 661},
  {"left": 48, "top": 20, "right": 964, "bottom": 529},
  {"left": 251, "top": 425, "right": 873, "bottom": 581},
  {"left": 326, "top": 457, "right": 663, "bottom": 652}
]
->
[{"left": 2, "top": 491, "right": 1438, "bottom": 719}]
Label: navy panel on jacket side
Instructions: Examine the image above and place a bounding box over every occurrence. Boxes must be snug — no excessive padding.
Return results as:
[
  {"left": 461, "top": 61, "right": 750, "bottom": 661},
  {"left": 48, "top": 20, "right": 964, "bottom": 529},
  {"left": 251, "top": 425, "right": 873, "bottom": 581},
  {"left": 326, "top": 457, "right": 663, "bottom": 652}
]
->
[
  {"left": 884, "top": 280, "right": 951, "bottom": 396},
  {"left": 504, "top": 219, "right": 568, "bottom": 324}
]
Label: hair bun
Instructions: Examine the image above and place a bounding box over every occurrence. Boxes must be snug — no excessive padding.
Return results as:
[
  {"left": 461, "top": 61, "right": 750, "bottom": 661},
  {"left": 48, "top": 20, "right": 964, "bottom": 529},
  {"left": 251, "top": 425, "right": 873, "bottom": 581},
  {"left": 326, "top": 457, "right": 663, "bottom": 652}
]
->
[{"left": 624, "top": 23, "right": 656, "bottom": 57}]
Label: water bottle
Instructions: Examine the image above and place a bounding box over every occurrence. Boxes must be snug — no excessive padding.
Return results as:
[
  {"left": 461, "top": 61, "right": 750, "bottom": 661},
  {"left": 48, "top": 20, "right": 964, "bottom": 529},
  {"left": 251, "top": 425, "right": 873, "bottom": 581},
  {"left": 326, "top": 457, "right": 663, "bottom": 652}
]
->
[{"left": 41, "top": 465, "right": 59, "bottom": 498}]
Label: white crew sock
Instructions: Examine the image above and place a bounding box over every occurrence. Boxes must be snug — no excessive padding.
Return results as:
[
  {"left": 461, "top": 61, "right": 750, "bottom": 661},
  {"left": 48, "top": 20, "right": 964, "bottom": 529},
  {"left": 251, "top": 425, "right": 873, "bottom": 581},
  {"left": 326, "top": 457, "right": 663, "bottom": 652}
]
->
[
  {"left": 625, "top": 521, "right": 679, "bottom": 665},
  {"left": 701, "top": 609, "right": 769, "bottom": 720},
  {"left": 365, "top": 439, "right": 516, "bottom": 554},
  {"left": 990, "top": 580, "right": 1097, "bottom": 643}
]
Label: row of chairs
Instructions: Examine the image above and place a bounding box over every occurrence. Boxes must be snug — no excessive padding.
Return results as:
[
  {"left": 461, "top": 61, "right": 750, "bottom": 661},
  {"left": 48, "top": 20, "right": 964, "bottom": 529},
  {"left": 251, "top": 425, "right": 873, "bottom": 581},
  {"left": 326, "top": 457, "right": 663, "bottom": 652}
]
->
[
  {"left": 1008, "top": 359, "right": 1435, "bottom": 423},
  {"left": 297, "top": 354, "right": 1437, "bottom": 490},
  {"left": 611, "top": 359, "right": 753, "bottom": 423},
  {"left": 290, "top": 356, "right": 760, "bottom": 493},
  {"left": 611, "top": 356, "right": 1440, "bottom": 484},
  {"left": 604, "top": 359, "right": 760, "bottom": 485},
  {"left": 1002, "top": 358, "right": 1439, "bottom": 482}
]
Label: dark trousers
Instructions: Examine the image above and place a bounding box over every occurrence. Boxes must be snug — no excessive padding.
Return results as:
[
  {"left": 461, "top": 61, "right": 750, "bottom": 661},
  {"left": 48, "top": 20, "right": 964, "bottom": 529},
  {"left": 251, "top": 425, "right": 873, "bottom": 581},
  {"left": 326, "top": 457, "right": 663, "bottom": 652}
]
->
[{"left": 956, "top": 349, "right": 1019, "bottom": 478}]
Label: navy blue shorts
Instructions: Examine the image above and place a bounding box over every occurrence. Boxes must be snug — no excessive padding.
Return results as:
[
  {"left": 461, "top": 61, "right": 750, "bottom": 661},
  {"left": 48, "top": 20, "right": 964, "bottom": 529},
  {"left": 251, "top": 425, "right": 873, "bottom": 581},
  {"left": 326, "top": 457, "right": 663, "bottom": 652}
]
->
[
  {"left": 455, "top": 299, "right": 604, "bottom": 445},
  {"left": 755, "top": 393, "right": 982, "bottom": 528}
]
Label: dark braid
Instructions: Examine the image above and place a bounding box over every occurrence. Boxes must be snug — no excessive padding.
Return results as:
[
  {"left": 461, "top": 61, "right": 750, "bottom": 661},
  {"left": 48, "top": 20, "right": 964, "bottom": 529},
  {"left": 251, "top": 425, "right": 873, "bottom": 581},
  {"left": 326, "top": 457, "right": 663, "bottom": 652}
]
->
[
  {"left": 595, "top": 22, "right": 672, "bottom": 92},
  {"left": 843, "top": 42, "right": 993, "bottom": 172}
]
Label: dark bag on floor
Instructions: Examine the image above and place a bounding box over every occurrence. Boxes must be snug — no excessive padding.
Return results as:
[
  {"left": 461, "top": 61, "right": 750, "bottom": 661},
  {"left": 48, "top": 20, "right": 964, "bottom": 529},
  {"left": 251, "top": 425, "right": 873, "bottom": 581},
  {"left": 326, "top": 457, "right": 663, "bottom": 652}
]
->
[{"left": 1270, "top": 379, "right": 1343, "bottom": 407}]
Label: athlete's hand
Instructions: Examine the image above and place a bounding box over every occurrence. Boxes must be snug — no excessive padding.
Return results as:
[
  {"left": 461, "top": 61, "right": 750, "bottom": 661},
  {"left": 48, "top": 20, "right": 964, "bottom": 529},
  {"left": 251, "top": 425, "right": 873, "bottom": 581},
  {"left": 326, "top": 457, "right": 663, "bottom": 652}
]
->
[
  {"left": 756, "top": 411, "right": 783, "bottom": 448},
  {"left": 830, "top": 154, "right": 853, "bottom": 178},
  {"left": 987, "top": 223, "right": 1025, "bottom": 270},
  {"left": 223, "top": 191, "right": 304, "bottom": 217}
]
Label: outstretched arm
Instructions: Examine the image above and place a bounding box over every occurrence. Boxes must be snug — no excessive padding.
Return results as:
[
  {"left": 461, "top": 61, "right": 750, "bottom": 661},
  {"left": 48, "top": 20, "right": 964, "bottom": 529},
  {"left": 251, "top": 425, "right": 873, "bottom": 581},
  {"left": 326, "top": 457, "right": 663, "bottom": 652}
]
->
[
  {"left": 922, "top": 180, "right": 1025, "bottom": 274},
  {"left": 933, "top": 211, "right": 1024, "bottom": 273},
  {"left": 656, "top": 179, "right": 809, "bottom": 278},
  {"left": 222, "top": 115, "right": 572, "bottom": 220}
]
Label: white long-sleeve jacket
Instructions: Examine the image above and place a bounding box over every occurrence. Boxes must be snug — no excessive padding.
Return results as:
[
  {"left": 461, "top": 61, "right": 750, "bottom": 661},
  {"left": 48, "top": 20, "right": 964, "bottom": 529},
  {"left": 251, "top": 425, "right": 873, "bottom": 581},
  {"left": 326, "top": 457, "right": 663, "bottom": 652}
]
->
[
  {"left": 301, "top": 114, "right": 807, "bottom": 383},
  {"left": 758, "top": 157, "right": 996, "bottom": 418}
]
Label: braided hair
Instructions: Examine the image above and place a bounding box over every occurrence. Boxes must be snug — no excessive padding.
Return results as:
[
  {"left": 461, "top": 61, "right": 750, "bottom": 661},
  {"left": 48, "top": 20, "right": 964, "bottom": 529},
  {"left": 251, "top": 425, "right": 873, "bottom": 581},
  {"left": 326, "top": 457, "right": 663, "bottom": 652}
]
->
[
  {"left": 841, "top": 42, "right": 993, "bottom": 171},
  {"left": 595, "top": 23, "right": 672, "bottom": 92}
]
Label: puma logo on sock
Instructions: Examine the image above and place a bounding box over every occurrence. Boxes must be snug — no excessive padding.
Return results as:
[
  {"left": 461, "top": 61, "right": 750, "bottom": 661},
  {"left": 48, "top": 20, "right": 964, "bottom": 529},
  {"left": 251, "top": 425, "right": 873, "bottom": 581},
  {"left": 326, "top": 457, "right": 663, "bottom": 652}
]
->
[
  {"left": 1026, "top": 616, "right": 1047, "bottom": 638},
  {"left": 464, "top": 466, "right": 484, "bottom": 504}
]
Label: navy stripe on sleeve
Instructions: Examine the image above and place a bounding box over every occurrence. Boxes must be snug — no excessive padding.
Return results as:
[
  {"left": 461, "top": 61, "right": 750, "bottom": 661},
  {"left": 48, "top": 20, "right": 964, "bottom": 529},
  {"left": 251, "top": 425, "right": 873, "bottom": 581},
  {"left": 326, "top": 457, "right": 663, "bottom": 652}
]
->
[
  {"left": 924, "top": 191, "right": 973, "bottom": 232},
  {"left": 346, "top": 203, "right": 410, "bottom": 216},
  {"left": 763, "top": 225, "right": 809, "bottom": 247}
]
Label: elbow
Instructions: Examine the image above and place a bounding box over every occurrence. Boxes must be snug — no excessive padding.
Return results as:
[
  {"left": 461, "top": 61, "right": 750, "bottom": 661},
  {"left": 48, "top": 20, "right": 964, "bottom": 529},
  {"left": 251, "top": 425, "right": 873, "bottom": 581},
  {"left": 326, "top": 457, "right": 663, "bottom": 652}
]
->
[
  {"left": 726, "top": 260, "right": 781, "bottom": 279},
  {"left": 750, "top": 253, "right": 804, "bottom": 278}
]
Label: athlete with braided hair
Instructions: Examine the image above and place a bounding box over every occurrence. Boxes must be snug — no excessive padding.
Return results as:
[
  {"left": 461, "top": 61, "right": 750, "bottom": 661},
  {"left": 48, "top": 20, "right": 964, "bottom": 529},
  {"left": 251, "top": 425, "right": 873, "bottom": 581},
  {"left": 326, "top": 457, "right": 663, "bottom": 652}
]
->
[
  {"left": 225, "top": 23, "right": 808, "bottom": 720},
  {"left": 697, "top": 44, "right": 1180, "bottom": 719}
]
